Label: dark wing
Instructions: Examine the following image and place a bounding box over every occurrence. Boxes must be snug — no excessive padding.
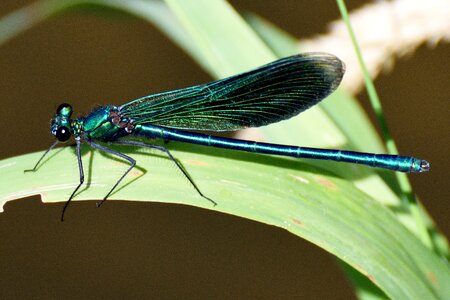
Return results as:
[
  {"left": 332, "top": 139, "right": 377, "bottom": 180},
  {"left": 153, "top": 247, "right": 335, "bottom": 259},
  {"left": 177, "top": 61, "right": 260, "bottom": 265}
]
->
[{"left": 119, "top": 53, "right": 344, "bottom": 131}]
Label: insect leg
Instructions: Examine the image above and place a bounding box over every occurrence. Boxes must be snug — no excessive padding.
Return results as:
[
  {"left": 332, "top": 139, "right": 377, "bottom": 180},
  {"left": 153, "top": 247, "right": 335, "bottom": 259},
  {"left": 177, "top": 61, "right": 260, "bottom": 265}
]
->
[
  {"left": 24, "top": 140, "right": 59, "bottom": 172},
  {"left": 61, "top": 137, "right": 84, "bottom": 221},
  {"left": 86, "top": 139, "right": 136, "bottom": 208},
  {"left": 113, "top": 139, "right": 216, "bottom": 206}
]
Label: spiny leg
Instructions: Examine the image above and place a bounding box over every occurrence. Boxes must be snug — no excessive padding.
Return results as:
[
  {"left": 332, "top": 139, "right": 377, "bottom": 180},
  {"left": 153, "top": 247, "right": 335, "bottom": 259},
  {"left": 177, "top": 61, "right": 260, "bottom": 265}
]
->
[
  {"left": 112, "top": 139, "right": 217, "bottom": 206},
  {"left": 24, "top": 140, "right": 59, "bottom": 172},
  {"left": 61, "top": 137, "right": 84, "bottom": 222},
  {"left": 86, "top": 139, "right": 136, "bottom": 208}
]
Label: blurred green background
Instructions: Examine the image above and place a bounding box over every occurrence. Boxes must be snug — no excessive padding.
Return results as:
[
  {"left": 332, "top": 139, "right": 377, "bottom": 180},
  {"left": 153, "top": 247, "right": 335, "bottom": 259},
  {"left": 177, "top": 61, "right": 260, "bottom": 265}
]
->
[{"left": 0, "top": 0, "right": 448, "bottom": 299}]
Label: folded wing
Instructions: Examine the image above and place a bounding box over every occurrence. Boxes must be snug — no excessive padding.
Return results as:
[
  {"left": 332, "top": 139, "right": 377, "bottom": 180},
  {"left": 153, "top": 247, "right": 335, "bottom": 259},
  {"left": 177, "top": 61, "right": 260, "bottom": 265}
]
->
[{"left": 119, "top": 53, "right": 344, "bottom": 131}]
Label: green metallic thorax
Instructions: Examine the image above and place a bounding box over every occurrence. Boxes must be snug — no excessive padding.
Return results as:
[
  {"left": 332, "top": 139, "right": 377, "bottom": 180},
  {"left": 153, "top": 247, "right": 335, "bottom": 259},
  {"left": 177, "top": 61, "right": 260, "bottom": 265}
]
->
[{"left": 73, "top": 105, "right": 131, "bottom": 141}]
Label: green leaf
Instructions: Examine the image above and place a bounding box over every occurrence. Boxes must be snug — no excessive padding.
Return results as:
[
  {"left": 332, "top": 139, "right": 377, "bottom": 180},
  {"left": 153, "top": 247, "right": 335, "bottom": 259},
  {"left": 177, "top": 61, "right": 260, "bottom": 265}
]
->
[{"left": 1, "top": 145, "right": 448, "bottom": 299}]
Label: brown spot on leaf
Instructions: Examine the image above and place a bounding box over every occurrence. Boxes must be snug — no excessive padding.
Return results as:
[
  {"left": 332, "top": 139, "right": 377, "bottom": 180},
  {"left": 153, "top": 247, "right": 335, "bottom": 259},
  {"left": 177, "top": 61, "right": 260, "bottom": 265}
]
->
[
  {"left": 426, "top": 271, "right": 438, "bottom": 285},
  {"left": 354, "top": 265, "right": 377, "bottom": 284},
  {"left": 316, "top": 176, "right": 337, "bottom": 190},
  {"left": 186, "top": 160, "right": 208, "bottom": 166},
  {"left": 292, "top": 218, "right": 304, "bottom": 227},
  {"left": 129, "top": 170, "right": 143, "bottom": 177}
]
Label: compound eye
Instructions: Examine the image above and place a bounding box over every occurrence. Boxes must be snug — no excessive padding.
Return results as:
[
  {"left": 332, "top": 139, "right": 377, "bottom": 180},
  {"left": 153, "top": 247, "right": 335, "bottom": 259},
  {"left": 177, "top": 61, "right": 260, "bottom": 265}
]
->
[
  {"left": 56, "top": 103, "right": 72, "bottom": 116},
  {"left": 55, "top": 126, "right": 71, "bottom": 142}
]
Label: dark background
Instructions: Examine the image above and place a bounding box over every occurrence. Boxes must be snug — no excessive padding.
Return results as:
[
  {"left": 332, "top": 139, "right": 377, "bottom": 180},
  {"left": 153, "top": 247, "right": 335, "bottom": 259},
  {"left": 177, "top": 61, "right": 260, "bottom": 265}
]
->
[{"left": 0, "top": 1, "right": 448, "bottom": 299}]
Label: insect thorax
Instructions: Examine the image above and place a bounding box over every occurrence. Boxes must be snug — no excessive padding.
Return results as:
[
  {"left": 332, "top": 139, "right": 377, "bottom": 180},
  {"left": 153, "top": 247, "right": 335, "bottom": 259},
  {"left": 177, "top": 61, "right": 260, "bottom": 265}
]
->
[{"left": 82, "top": 106, "right": 134, "bottom": 140}]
